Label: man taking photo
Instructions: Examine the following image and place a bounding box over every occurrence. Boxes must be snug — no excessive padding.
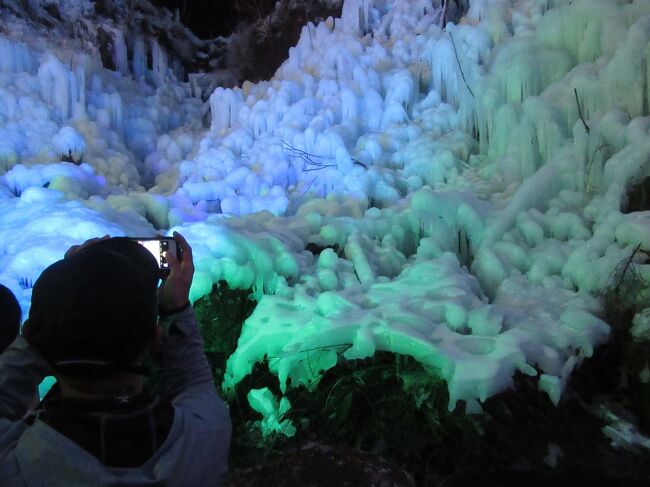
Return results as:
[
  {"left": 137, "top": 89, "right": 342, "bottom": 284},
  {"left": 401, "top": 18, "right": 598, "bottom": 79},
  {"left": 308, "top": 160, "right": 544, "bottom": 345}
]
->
[{"left": 0, "top": 232, "right": 231, "bottom": 486}]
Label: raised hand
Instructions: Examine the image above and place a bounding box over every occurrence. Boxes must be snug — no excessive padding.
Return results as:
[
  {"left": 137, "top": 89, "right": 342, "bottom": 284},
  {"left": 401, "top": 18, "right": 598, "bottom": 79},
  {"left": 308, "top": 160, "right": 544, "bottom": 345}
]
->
[{"left": 159, "top": 231, "right": 194, "bottom": 310}]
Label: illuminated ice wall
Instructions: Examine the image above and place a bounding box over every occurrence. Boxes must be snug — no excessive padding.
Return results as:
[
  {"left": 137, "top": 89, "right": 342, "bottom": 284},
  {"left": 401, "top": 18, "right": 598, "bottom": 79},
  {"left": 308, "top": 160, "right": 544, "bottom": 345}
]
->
[{"left": 1, "top": 0, "right": 650, "bottom": 433}]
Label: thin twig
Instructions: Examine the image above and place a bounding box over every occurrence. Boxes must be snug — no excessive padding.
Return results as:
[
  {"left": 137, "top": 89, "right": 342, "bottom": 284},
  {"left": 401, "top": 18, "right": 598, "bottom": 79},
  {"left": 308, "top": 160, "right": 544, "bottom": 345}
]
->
[
  {"left": 615, "top": 243, "right": 642, "bottom": 295},
  {"left": 282, "top": 140, "right": 337, "bottom": 172},
  {"left": 301, "top": 176, "right": 318, "bottom": 195},
  {"left": 586, "top": 143, "right": 610, "bottom": 191},
  {"left": 303, "top": 165, "right": 336, "bottom": 172},
  {"left": 282, "top": 140, "right": 332, "bottom": 160},
  {"left": 324, "top": 377, "right": 346, "bottom": 410},
  {"left": 574, "top": 88, "right": 590, "bottom": 133},
  {"left": 449, "top": 32, "right": 474, "bottom": 98},
  {"left": 353, "top": 159, "right": 367, "bottom": 168},
  {"left": 297, "top": 343, "right": 352, "bottom": 354},
  {"left": 439, "top": 0, "right": 448, "bottom": 29}
]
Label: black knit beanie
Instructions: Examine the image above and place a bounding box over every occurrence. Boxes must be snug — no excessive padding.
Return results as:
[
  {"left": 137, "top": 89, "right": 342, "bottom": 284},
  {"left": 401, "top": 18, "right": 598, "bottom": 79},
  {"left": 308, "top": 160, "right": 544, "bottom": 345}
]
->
[{"left": 25, "top": 237, "right": 160, "bottom": 378}]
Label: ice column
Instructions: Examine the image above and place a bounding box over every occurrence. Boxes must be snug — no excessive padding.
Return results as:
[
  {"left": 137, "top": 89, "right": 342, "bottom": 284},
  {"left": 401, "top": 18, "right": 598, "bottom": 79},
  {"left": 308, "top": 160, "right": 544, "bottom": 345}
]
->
[
  {"left": 75, "top": 65, "right": 86, "bottom": 110},
  {"left": 112, "top": 28, "right": 129, "bottom": 75},
  {"left": 341, "top": 0, "right": 373, "bottom": 36},
  {"left": 0, "top": 36, "right": 36, "bottom": 74},
  {"left": 344, "top": 234, "right": 375, "bottom": 289},
  {"left": 109, "top": 92, "right": 123, "bottom": 135},
  {"left": 38, "top": 54, "right": 71, "bottom": 121},
  {"left": 133, "top": 37, "right": 147, "bottom": 81},
  {"left": 64, "top": 59, "right": 87, "bottom": 118},
  {"left": 210, "top": 87, "right": 243, "bottom": 133},
  {"left": 150, "top": 40, "right": 168, "bottom": 84},
  {"left": 385, "top": 69, "right": 415, "bottom": 113}
]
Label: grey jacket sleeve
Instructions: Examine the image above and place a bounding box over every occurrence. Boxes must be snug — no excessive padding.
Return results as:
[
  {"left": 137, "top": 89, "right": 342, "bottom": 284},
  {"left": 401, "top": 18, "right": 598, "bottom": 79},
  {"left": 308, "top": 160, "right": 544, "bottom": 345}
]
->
[
  {"left": 159, "top": 305, "right": 225, "bottom": 408},
  {"left": 160, "top": 304, "right": 231, "bottom": 479},
  {"left": 0, "top": 336, "right": 51, "bottom": 421}
]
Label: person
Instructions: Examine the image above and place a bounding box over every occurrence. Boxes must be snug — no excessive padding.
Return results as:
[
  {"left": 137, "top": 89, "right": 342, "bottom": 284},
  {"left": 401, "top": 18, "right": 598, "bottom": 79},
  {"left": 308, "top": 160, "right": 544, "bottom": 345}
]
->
[
  {"left": 0, "top": 232, "right": 231, "bottom": 486},
  {"left": 0, "top": 284, "right": 20, "bottom": 354}
]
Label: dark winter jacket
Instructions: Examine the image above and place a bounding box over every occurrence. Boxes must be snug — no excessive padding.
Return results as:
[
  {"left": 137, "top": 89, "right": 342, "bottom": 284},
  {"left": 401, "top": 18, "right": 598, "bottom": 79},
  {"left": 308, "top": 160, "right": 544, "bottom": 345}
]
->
[{"left": 0, "top": 306, "right": 231, "bottom": 486}]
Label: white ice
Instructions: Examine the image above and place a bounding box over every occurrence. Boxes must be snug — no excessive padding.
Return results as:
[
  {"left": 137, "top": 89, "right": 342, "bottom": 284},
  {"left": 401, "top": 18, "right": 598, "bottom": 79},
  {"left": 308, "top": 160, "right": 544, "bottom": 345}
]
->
[{"left": 1, "top": 0, "right": 650, "bottom": 433}]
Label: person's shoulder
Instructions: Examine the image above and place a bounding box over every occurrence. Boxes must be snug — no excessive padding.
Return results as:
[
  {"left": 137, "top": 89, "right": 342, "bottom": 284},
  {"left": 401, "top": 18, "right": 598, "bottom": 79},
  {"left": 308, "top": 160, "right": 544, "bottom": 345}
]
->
[
  {"left": 0, "top": 420, "right": 34, "bottom": 487},
  {"left": 0, "top": 460, "right": 25, "bottom": 487},
  {"left": 0, "top": 417, "right": 28, "bottom": 448}
]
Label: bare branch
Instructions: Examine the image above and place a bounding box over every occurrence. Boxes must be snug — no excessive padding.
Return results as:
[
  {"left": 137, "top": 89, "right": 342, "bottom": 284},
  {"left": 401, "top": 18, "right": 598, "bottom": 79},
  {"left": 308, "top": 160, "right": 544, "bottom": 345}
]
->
[
  {"left": 574, "top": 88, "right": 590, "bottom": 134},
  {"left": 282, "top": 139, "right": 337, "bottom": 172},
  {"left": 303, "top": 165, "right": 336, "bottom": 172},
  {"left": 615, "top": 243, "right": 642, "bottom": 295},
  {"left": 449, "top": 32, "right": 474, "bottom": 98},
  {"left": 439, "top": 0, "right": 448, "bottom": 29}
]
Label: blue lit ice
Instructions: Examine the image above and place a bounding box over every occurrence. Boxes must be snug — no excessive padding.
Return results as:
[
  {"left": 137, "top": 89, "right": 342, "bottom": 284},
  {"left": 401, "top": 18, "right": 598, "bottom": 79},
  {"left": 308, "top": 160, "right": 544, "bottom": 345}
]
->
[{"left": 1, "top": 0, "right": 649, "bottom": 425}]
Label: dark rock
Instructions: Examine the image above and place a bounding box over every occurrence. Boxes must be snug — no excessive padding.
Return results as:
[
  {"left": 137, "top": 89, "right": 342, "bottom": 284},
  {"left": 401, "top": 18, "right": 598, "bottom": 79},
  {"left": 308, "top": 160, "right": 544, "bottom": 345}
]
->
[{"left": 224, "top": 441, "right": 415, "bottom": 487}]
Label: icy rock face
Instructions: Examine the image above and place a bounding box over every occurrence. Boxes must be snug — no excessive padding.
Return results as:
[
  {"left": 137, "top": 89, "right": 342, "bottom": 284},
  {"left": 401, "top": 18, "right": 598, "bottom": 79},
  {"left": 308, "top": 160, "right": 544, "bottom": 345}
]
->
[
  {"left": 0, "top": 0, "right": 219, "bottom": 83},
  {"left": 3, "top": 0, "right": 650, "bottom": 418},
  {"left": 342, "top": 0, "right": 374, "bottom": 36},
  {"left": 38, "top": 54, "right": 73, "bottom": 121},
  {"left": 0, "top": 29, "right": 201, "bottom": 187},
  {"left": 0, "top": 36, "right": 37, "bottom": 74},
  {"left": 180, "top": 0, "right": 452, "bottom": 215},
  {"left": 214, "top": 0, "right": 648, "bottom": 412},
  {"left": 226, "top": 252, "right": 534, "bottom": 413}
]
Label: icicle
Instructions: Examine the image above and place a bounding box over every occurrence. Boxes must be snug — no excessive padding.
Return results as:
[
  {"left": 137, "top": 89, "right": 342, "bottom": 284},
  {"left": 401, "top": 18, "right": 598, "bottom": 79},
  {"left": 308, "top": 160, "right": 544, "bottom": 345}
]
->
[
  {"left": 172, "top": 57, "right": 183, "bottom": 81},
  {"left": 133, "top": 37, "right": 147, "bottom": 81},
  {"left": 646, "top": 43, "right": 650, "bottom": 117},
  {"left": 210, "top": 87, "right": 243, "bottom": 134},
  {"left": 521, "top": 96, "right": 567, "bottom": 171},
  {"left": 573, "top": 111, "right": 627, "bottom": 194},
  {"left": 251, "top": 111, "right": 267, "bottom": 138},
  {"left": 336, "top": 52, "right": 354, "bottom": 83},
  {"left": 150, "top": 39, "right": 168, "bottom": 84},
  {"left": 68, "top": 71, "right": 78, "bottom": 107},
  {"left": 537, "top": 0, "right": 627, "bottom": 64},
  {"left": 424, "top": 25, "right": 476, "bottom": 109},
  {"left": 385, "top": 69, "right": 415, "bottom": 113},
  {"left": 601, "top": 15, "right": 650, "bottom": 119},
  {"left": 340, "top": 88, "right": 359, "bottom": 122},
  {"left": 381, "top": 103, "right": 409, "bottom": 128},
  {"left": 341, "top": 0, "right": 373, "bottom": 36},
  {"left": 75, "top": 65, "right": 86, "bottom": 110},
  {"left": 91, "top": 74, "right": 102, "bottom": 93},
  {"left": 363, "top": 88, "right": 383, "bottom": 131},
  {"left": 0, "top": 36, "right": 13, "bottom": 73},
  {"left": 486, "top": 102, "right": 519, "bottom": 162},
  {"left": 112, "top": 28, "right": 129, "bottom": 75},
  {"left": 107, "top": 92, "right": 123, "bottom": 135},
  {"left": 467, "top": 0, "right": 489, "bottom": 23},
  {"left": 0, "top": 36, "right": 37, "bottom": 74},
  {"left": 38, "top": 54, "right": 71, "bottom": 121},
  {"left": 344, "top": 233, "right": 375, "bottom": 288}
]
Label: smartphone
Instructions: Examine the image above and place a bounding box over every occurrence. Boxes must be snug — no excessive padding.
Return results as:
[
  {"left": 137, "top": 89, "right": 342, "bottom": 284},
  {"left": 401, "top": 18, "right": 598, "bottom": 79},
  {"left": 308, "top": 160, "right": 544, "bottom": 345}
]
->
[{"left": 130, "top": 237, "right": 179, "bottom": 274}]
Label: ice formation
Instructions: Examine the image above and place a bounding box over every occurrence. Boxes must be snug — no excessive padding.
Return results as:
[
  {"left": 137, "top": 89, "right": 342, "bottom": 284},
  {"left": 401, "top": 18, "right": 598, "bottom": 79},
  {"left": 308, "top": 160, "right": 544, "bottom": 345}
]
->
[{"left": 1, "top": 0, "right": 650, "bottom": 433}]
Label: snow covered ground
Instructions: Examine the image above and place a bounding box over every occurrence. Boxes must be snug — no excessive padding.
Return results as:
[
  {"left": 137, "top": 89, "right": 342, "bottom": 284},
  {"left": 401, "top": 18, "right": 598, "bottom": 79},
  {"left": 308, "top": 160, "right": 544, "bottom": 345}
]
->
[{"left": 1, "top": 0, "right": 650, "bottom": 427}]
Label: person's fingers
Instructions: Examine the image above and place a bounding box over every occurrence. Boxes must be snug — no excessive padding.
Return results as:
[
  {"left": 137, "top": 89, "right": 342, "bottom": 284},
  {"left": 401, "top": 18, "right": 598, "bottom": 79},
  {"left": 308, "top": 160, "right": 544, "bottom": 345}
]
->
[
  {"left": 159, "top": 234, "right": 193, "bottom": 308},
  {"left": 165, "top": 247, "right": 180, "bottom": 271},
  {"left": 173, "top": 231, "right": 193, "bottom": 263}
]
